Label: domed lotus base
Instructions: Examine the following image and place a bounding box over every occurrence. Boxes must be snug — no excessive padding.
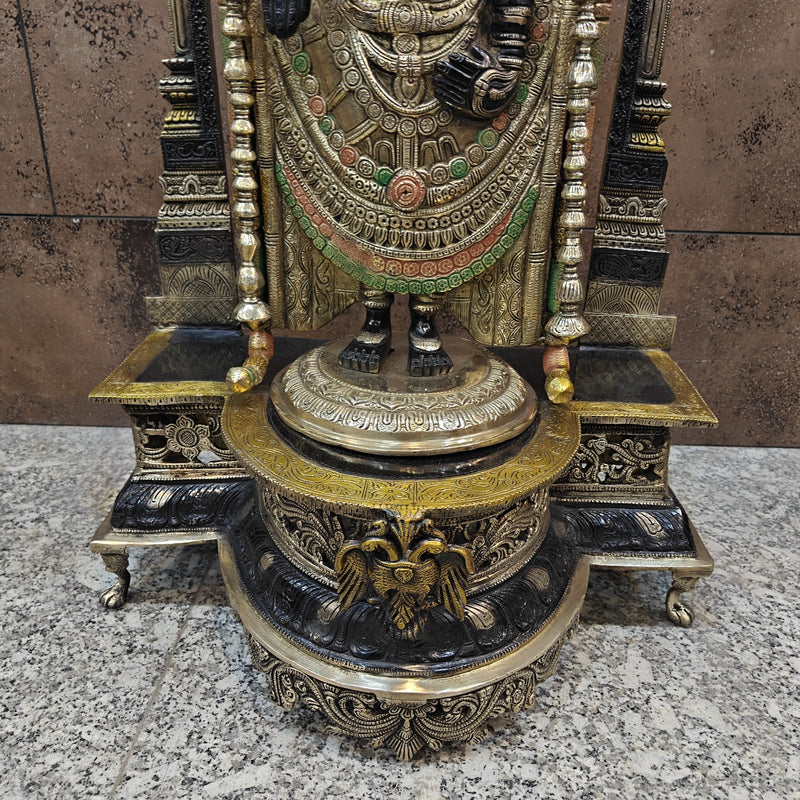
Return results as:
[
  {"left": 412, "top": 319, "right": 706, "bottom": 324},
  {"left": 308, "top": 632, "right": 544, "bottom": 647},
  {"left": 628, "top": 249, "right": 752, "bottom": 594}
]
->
[{"left": 270, "top": 336, "right": 538, "bottom": 455}]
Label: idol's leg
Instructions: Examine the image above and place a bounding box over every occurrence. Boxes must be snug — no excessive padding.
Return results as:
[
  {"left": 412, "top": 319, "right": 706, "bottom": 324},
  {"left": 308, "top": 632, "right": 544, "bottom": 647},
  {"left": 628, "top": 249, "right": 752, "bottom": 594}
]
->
[
  {"left": 408, "top": 293, "right": 453, "bottom": 377},
  {"left": 338, "top": 286, "right": 394, "bottom": 373}
]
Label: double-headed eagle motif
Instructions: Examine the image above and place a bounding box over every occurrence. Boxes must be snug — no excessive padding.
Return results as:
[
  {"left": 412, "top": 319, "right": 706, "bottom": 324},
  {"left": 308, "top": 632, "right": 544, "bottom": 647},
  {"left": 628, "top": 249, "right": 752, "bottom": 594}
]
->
[{"left": 334, "top": 514, "right": 475, "bottom": 634}]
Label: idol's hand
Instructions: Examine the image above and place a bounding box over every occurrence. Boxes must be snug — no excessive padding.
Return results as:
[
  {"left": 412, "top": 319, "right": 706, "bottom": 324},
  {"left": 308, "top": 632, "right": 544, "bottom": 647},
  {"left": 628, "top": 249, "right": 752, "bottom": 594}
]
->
[
  {"left": 434, "top": 45, "right": 519, "bottom": 119},
  {"left": 262, "top": 0, "right": 312, "bottom": 39}
]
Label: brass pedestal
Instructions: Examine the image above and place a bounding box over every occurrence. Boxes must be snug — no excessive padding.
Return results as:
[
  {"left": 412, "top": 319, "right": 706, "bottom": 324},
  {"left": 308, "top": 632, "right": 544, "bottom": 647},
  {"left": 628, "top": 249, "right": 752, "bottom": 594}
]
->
[
  {"left": 90, "top": 328, "right": 716, "bottom": 757},
  {"left": 220, "top": 371, "right": 582, "bottom": 758}
]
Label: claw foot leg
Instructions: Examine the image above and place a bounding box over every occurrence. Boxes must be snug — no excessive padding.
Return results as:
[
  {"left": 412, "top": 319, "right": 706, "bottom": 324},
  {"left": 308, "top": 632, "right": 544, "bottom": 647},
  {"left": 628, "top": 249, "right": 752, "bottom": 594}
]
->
[
  {"left": 665, "top": 575, "right": 700, "bottom": 627},
  {"left": 99, "top": 551, "right": 130, "bottom": 609}
]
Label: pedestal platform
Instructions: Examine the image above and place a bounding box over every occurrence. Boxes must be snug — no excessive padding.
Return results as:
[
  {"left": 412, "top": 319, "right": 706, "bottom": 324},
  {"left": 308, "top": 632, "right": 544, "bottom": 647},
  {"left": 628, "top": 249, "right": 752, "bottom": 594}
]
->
[
  {"left": 89, "top": 328, "right": 716, "bottom": 756},
  {"left": 221, "top": 373, "right": 583, "bottom": 758},
  {"left": 271, "top": 337, "right": 538, "bottom": 455}
]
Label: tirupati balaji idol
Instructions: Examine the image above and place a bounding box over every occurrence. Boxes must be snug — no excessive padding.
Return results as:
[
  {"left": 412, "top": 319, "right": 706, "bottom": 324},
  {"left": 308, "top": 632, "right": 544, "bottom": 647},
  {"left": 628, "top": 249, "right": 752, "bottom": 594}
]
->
[
  {"left": 228, "top": 0, "right": 592, "bottom": 398},
  {"left": 90, "top": 0, "right": 716, "bottom": 758}
]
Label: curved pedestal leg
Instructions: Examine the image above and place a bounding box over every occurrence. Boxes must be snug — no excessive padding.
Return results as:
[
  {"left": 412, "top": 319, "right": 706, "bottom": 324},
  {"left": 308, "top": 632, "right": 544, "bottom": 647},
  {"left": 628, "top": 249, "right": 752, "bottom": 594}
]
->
[
  {"left": 99, "top": 551, "right": 130, "bottom": 609},
  {"left": 665, "top": 574, "right": 700, "bottom": 627}
]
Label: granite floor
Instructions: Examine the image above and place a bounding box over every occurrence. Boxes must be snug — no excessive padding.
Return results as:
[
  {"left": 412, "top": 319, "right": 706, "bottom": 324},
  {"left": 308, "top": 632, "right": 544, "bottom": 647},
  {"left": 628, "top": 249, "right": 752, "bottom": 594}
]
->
[{"left": 1, "top": 424, "right": 797, "bottom": 800}]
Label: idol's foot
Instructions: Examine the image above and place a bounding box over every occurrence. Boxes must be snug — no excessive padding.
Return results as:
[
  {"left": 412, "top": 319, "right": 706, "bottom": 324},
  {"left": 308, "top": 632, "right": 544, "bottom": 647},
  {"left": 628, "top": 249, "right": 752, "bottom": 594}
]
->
[
  {"left": 408, "top": 340, "right": 453, "bottom": 377},
  {"left": 408, "top": 293, "right": 453, "bottom": 377},
  {"left": 338, "top": 335, "right": 392, "bottom": 374}
]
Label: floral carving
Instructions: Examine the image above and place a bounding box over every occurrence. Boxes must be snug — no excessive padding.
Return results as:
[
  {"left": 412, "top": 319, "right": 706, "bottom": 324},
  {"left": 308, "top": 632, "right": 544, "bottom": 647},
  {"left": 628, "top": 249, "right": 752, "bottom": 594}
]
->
[{"left": 165, "top": 415, "right": 214, "bottom": 460}]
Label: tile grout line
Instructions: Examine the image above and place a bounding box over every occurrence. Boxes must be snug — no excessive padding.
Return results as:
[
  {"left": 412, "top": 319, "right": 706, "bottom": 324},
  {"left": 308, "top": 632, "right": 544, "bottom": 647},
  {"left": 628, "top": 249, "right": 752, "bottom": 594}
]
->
[
  {"left": 15, "top": 0, "right": 57, "bottom": 216},
  {"left": 2, "top": 211, "right": 800, "bottom": 239},
  {"left": 105, "top": 555, "right": 216, "bottom": 800},
  {"left": 0, "top": 212, "right": 158, "bottom": 222}
]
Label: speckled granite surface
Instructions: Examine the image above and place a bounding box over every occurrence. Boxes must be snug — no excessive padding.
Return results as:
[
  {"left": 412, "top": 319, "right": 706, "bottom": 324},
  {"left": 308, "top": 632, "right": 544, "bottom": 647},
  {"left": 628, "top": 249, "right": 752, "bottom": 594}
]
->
[{"left": 1, "top": 425, "right": 797, "bottom": 799}]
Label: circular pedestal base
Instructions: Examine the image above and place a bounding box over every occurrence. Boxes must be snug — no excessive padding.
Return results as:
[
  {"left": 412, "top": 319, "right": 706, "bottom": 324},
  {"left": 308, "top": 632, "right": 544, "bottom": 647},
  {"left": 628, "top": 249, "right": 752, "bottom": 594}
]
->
[
  {"left": 221, "top": 387, "right": 584, "bottom": 757},
  {"left": 270, "top": 337, "right": 537, "bottom": 455}
]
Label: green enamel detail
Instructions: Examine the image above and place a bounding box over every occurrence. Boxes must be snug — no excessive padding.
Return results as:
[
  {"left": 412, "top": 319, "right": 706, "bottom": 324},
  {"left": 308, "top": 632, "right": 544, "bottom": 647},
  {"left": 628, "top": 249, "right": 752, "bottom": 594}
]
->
[
  {"left": 436, "top": 278, "right": 449, "bottom": 292},
  {"left": 476, "top": 128, "right": 499, "bottom": 150},
  {"left": 491, "top": 243, "right": 505, "bottom": 259},
  {"left": 291, "top": 205, "right": 303, "bottom": 219},
  {"left": 293, "top": 52, "right": 311, "bottom": 75},
  {"left": 500, "top": 233, "right": 514, "bottom": 249},
  {"left": 318, "top": 115, "right": 334, "bottom": 135},
  {"left": 512, "top": 209, "right": 528, "bottom": 226},
  {"left": 375, "top": 167, "right": 393, "bottom": 186},
  {"left": 449, "top": 157, "right": 469, "bottom": 179},
  {"left": 409, "top": 280, "right": 422, "bottom": 294},
  {"left": 515, "top": 82, "right": 529, "bottom": 103},
  {"left": 481, "top": 252, "right": 496, "bottom": 268}
]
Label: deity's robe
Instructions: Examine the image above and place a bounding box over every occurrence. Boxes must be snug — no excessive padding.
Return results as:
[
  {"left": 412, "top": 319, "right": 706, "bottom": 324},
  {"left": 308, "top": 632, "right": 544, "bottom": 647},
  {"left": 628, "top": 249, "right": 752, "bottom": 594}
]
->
[{"left": 249, "top": 0, "right": 577, "bottom": 345}]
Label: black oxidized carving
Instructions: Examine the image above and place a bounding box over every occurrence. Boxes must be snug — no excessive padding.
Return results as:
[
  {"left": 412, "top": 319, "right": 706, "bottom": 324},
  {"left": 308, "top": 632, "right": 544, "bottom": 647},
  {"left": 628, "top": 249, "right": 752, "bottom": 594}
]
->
[
  {"left": 111, "top": 478, "right": 254, "bottom": 531},
  {"left": 262, "top": 0, "right": 312, "bottom": 38},
  {"left": 607, "top": 0, "right": 649, "bottom": 154},
  {"left": 161, "top": 136, "right": 223, "bottom": 170},
  {"left": 433, "top": 0, "right": 534, "bottom": 119},
  {"left": 590, "top": 247, "right": 669, "bottom": 285},
  {"left": 552, "top": 502, "right": 694, "bottom": 555},
  {"left": 228, "top": 506, "right": 575, "bottom": 670},
  {"left": 157, "top": 231, "right": 234, "bottom": 263},
  {"left": 604, "top": 152, "right": 668, "bottom": 189},
  {"left": 188, "top": 0, "right": 221, "bottom": 135}
]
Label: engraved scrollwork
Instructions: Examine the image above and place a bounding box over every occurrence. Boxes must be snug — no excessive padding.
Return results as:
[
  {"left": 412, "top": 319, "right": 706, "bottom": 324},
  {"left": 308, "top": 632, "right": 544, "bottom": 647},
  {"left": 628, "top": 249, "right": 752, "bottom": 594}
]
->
[
  {"left": 259, "top": 479, "right": 550, "bottom": 594},
  {"left": 272, "top": 341, "right": 534, "bottom": 451},
  {"left": 157, "top": 231, "right": 234, "bottom": 264},
  {"left": 245, "top": 617, "right": 577, "bottom": 759},
  {"left": 594, "top": 193, "right": 668, "bottom": 250},
  {"left": 162, "top": 264, "right": 236, "bottom": 298},
  {"left": 584, "top": 282, "right": 660, "bottom": 315},
  {"left": 468, "top": 488, "right": 548, "bottom": 574},
  {"left": 560, "top": 429, "right": 668, "bottom": 490},
  {"left": 159, "top": 172, "right": 228, "bottom": 200},
  {"left": 270, "top": 491, "right": 347, "bottom": 572},
  {"left": 224, "top": 389, "right": 579, "bottom": 512}
]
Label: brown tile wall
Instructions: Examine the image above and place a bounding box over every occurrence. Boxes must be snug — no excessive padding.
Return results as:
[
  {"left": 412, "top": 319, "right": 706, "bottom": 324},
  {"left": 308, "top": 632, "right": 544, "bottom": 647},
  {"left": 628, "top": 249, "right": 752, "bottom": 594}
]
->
[{"left": 0, "top": 0, "right": 797, "bottom": 445}]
